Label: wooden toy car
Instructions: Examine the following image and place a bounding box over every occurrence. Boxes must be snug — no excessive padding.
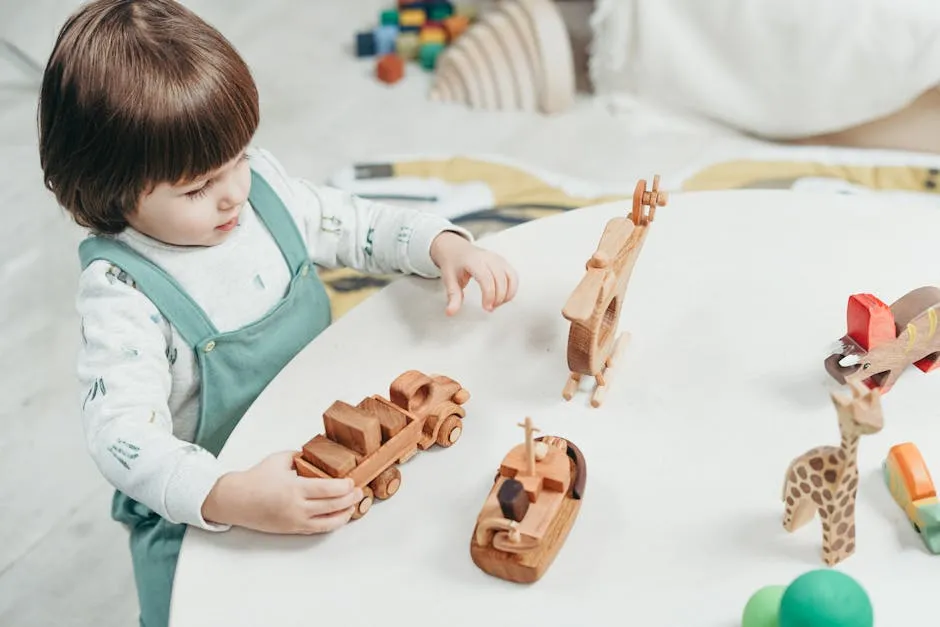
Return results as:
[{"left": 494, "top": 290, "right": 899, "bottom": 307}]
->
[
  {"left": 469, "top": 417, "right": 586, "bottom": 583},
  {"left": 293, "top": 370, "right": 469, "bottom": 519},
  {"left": 825, "top": 286, "right": 940, "bottom": 393},
  {"left": 883, "top": 442, "right": 940, "bottom": 554}
]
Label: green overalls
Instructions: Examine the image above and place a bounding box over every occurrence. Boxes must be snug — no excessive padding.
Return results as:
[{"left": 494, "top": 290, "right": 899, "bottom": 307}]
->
[{"left": 79, "top": 170, "right": 333, "bottom": 627}]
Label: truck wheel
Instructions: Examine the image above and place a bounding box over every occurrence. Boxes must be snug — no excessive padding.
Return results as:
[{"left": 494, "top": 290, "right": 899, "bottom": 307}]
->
[
  {"left": 370, "top": 467, "right": 401, "bottom": 499},
  {"left": 352, "top": 486, "right": 374, "bottom": 520},
  {"left": 435, "top": 414, "right": 463, "bottom": 447}
]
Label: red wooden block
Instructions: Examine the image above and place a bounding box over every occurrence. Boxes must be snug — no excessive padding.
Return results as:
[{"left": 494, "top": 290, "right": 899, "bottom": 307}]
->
[
  {"left": 376, "top": 53, "right": 405, "bottom": 84},
  {"left": 846, "top": 293, "right": 896, "bottom": 351}
]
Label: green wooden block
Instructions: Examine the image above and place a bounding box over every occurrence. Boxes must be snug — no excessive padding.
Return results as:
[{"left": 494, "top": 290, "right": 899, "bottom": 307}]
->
[
  {"left": 380, "top": 9, "right": 399, "bottom": 26},
  {"left": 396, "top": 32, "right": 421, "bottom": 60},
  {"left": 427, "top": 4, "right": 453, "bottom": 21},
  {"left": 419, "top": 42, "right": 445, "bottom": 70}
]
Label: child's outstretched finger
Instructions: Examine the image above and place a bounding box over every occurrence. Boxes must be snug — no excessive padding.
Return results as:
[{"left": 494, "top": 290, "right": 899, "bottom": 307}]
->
[
  {"left": 442, "top": 269, "right": 466, "bottom": 316},
  {"left": 298, "top": 476, "right": 356, "bottom": 499},
  {"left": 468, "top": 261, "right": 497, "bottom": 310},
  {"left": 302, "top": 505, "right": 355, "bottom": 534},
  {"left": 491, "top": 260, "right": 509, "bottom": 307}
]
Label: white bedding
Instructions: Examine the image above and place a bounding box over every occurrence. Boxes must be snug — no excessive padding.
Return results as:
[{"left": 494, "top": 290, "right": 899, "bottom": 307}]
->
[{"left": 588, "top": 0, "right": 940, "bottom": 139}]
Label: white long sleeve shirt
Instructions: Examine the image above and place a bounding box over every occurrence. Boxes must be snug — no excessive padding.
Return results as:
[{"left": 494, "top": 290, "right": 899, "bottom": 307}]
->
[{"left": 76, "top": 147, "right": 470, "bottom": 532}]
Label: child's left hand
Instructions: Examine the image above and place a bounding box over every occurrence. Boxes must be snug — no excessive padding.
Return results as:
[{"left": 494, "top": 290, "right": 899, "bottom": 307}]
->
[{"left": 430, "top": 231, "right": 518, "bottom": 316}]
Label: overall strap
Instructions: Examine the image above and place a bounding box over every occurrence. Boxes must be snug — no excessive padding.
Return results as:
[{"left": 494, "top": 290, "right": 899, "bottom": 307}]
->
[
  {"left": 248, "top": 169, "right": 309, "bottom": 275},
  {"left": 79, "top": 237, "right": 219, "bottom": 347}
]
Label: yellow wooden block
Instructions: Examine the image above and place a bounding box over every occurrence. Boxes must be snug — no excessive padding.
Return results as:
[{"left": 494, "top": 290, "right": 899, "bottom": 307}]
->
[
  {"left": 399, "top": 8, "right": 426, "bottom": 28},
  {"left": 419, "top": 25, "right": 446, "bottom": 45}
]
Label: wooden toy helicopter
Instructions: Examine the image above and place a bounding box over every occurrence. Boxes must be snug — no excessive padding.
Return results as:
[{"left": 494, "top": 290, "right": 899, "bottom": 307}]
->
[
  {"left": 469, "top": 417, "right": 587, "bottom": 583},
  {"left": 561, "top": 175, "right": 668, "bottom": 407}
]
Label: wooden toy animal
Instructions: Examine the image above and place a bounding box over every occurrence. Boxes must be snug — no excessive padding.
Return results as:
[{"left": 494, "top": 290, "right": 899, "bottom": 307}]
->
[
  {"left": 561, "top": 175, "right": 667, "bottom": 407},
  {"left": 825, "top": 286, "right": 940, "bottom": 393},
  {"left": 470, "top": 417, "right": 586, "bottom": 583},
  {"left": 293, "top": 370, "right": 469, "bottom": 519},
  {"left": 883, "top": 442, "right": 940, "bottom": 554},
  {"left": 782, "top": 381, "right": 884, "bottom": 566}
]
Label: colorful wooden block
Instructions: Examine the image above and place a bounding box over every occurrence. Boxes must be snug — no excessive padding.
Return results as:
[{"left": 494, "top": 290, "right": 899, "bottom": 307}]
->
[
  {"left": 419, "top": 24, "right": 447, "bottom": 45},
  {"left": 454, "top": 3, "right": 477, "bottom": 21},
  {"left": 419, "top": 42, "right": 445, "bottom": 70},
  {"left": 356, "top": 31, "right": 376, "bottom": 57},
  {"left": 427, "top": 2, "right": 454, "bottom": 21},
  {"left": 395, "top": 32, "right": 421, "bottom": 60},
  {"left": 373, "top": 24, "right": 398, "bottom": 55},
  {"left": 442, "top": 15, "right": 469, "bottom": 41},
  {"left": 380, "top": 9, "right": 399, "bottom": 26},
  {"left": 376, "top": 53, "right": 405, "bottom": 84},
  {"left": 400, "top": 8, "right": 426, "bottom": 29}
]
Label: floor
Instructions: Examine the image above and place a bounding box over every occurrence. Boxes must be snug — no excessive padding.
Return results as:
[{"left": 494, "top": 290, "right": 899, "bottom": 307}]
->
[{"left": 0, "top": 1, "right": 764, "bottom": 625}]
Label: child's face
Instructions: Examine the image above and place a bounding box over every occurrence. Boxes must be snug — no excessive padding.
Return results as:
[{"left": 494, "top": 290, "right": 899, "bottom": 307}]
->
[{"left": 127, "top": 151, "right": 251, "bottom": 247}]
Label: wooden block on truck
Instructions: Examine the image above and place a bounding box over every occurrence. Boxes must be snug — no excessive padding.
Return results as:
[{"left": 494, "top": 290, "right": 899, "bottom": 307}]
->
[
  {"left": 323, "top": 400, "right": 382, "bottom": 456},
  {"left": 301, "top": 434, "right": 359, "bottom": 478},
  {"left": 358, "top": 395, "right": 408, "bottom": 441}
]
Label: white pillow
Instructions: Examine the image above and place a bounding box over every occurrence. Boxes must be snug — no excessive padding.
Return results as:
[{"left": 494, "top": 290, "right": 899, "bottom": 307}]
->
[{"left": 588, "top": 0, "right": 940, "bottom": 138}]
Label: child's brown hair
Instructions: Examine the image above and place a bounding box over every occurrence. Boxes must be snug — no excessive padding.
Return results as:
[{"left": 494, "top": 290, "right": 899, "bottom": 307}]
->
[{"left": 38, "top": 0, "right": 259, "bottom": 234}]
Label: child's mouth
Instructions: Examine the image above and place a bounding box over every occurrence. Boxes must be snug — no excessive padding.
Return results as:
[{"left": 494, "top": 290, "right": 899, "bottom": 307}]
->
[{"left": 216, "top": 216, "right": 238, "bottom": 231}]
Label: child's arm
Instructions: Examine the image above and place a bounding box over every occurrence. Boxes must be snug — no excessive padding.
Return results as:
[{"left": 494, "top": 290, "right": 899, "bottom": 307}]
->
[
  {"left": 77, "top": 262, "right": 360, "bottom": 533},
  {"left": 77, "top": 262, "right": 229, "bottom": 531},
  {"left": 249, "top": 148, "right": 517, "bottom": 313}
]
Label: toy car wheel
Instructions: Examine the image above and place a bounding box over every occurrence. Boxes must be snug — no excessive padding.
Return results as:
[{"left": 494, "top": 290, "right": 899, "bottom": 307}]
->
[
  {"left": 352, "top": 485, "right": 374, "bottom": 520},
  {"left": 370, "top": 467, "right": 402, "bottom": 499},
  {"left": 435, "top": 414, "right": 462, "bottom": 447}
]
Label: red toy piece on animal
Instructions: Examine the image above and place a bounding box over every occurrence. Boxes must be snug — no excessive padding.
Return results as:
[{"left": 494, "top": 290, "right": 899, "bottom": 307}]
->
[{"left": 825, "top": 286, "right": 940, "bottom": 393}]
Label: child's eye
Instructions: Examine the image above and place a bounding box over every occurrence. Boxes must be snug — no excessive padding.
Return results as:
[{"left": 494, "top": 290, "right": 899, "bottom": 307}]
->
[{"left": 186, "top": 179, "right": 214, "bottom": 199}]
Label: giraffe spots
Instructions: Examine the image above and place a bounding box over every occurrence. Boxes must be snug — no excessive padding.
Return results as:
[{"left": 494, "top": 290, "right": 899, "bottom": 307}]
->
[
  {"left": 837, "top": 522, "right": 848, "bottom": 535},
  {"left": 789, "top": 470, "right": 798, "bottom": 483},
  {"left": 823, "top": 489, "right": 833, "bottom": 500},
  {"left": 840, "top": 494, "right": 851, "bottom": 507},
  {"left": 811, "top": 475, "right": 823, "bottom": 487},
  {"left": 847, "top": 477, "right": 858, "bottom": 491},
  {"left": 822, "top": 522, "right": 830, "bottom": 531},
  {"left": 832, "top": 510, "right": 843, "bottom": 524},
  {"left": 824, "top": 469, "right": 838, "bottom": 483},
  {"left": 829, "top": 454, "right": 839, "bottom": 465},
  {"left": 848, "top": 524, "right": 856, "bottom": 538},
  {"left": 791, "top": 487, "right": 801, "bottom": 499},
  {"left": 800, "top": 482, "right": 811, "bottom": 493},
  {"left": 812, "top": 492, "right": 823, "bottom": 506},
  {"left": 832, "top": 538, "right": 845, "bottom": 551},
  {"left": 845, "top": 503, "right": 855, "bottom": 518},
  {"left": 786, "top": 496, "right": 795, "bottom": 506},
  {"left": 809, "top": 457, "right": 824, "bottom": 471},
  {"left": 826, "top": 503, "right": 835, "bottom": 514},
  {"left": 820, "top": 508, "right": 828, "bottom": 519},
  {"left": 797, "top": 467, "right": 807, "bottom": 479},
  {"left": 845, "top": 542, "right": 855, "bottom": 553}
]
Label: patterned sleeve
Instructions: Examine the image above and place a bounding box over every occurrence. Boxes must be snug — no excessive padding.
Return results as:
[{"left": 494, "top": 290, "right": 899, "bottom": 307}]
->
[
  {"left": 77, "top": 260, "right": 230, "bottom": 531},
  {"left": 247, "top": 147, "right": 474, "bottom": 278}
]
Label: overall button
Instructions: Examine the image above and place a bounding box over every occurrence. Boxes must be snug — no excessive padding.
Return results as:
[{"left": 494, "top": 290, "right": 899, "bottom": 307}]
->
[{"left": 204, "top": 341, "right": 216, "bottom": 352}]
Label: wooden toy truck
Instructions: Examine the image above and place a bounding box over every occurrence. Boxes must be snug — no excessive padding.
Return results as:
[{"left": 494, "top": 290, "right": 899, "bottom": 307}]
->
[
  {"left": 293, "top": 370, "right": 470, "bottom": 519},
  {"left": 825, "top": 286, "right": 940, "bottom": 393}
]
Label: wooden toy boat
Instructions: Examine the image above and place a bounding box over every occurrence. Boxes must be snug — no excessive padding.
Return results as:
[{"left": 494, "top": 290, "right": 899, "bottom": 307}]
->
[
  {"left": 469, "top": 417, "right": 586, "bottom": 583},
  {"left": 883, "top": 442, "right": 940, "bottom": 554}
]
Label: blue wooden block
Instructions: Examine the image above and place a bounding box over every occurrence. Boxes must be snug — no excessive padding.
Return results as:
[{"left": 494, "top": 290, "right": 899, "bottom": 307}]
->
[
  {"left": 373, "top": 25, "right": 399, "bottom": 55},
  {"left": 356, "top": 31, "right": 376, "bottom": 57}
]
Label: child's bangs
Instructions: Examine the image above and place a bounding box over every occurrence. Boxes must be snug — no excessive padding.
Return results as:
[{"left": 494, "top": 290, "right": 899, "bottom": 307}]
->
[{"left": 139, "top": 66, "right": 259, "bottom": 187}]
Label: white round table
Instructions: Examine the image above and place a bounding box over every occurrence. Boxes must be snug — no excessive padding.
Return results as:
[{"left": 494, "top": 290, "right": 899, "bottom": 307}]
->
[{"left": 171, "top": 190, "right": 940, "bottom": 626}]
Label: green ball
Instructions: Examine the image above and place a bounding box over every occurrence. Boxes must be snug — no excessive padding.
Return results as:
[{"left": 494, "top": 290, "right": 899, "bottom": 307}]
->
[
  {"left": 779, "top": 570, "right": 873, "bottom": 627},
  {"left": 742, "top": 585, "right": 785, "bottom": 627}
]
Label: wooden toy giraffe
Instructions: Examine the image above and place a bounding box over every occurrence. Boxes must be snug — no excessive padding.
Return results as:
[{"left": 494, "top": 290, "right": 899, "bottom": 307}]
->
[{"left": 781, "top": 381, "right": 884, "bottom": 566}]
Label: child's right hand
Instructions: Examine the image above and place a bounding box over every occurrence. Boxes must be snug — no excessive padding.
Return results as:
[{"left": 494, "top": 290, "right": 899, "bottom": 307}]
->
[{"left": 202, "top": 451, "right": 362, "bottom": 534}]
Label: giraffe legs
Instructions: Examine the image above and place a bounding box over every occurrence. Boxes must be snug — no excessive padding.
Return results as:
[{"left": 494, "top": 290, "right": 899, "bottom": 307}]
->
[{"left": 782, "top": 494, "right": 817, "bottom": 532}]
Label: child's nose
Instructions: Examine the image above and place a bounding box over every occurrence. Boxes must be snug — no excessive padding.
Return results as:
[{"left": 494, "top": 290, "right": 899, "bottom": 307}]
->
[{"left": 219, "top": 182, "right": 248, "bottom": 211}]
